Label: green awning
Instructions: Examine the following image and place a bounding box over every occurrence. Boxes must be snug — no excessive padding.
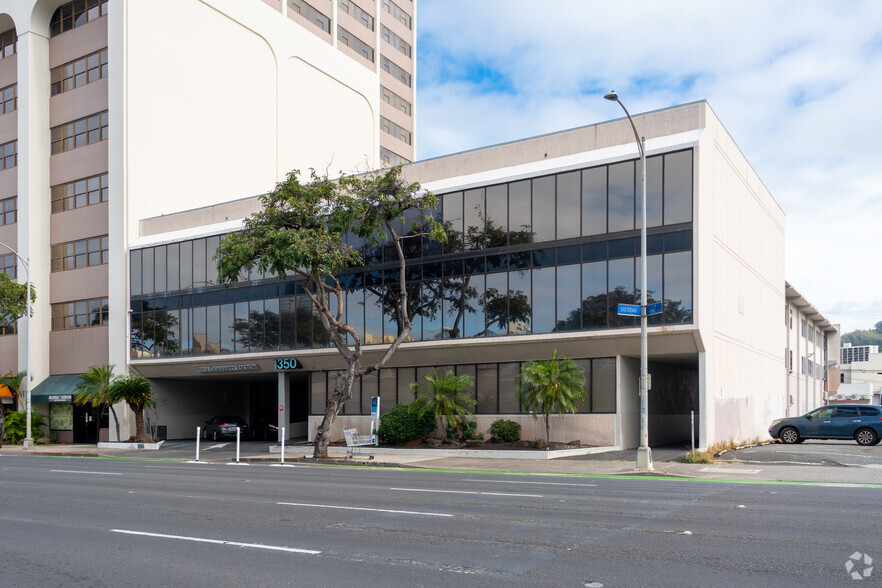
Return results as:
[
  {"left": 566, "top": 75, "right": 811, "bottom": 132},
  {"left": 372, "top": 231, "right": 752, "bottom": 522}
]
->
[{"left": 30, "top": 375, "right": 81, "bottom": 403}]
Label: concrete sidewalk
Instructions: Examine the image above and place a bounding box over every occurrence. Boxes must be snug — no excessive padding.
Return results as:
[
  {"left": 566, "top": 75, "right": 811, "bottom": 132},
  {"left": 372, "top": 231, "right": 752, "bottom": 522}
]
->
[{"left": 2, "top": 442, "right": 882, "bottom": 486}]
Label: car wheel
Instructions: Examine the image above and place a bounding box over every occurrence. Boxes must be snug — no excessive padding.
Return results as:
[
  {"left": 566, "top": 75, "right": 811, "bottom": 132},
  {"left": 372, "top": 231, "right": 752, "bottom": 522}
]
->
[
  {"left": 780, "top": 427, "right": 801, "bottom": 444},
  {"left": 855, "top": 428, "right": 878, "bottom": 446}
]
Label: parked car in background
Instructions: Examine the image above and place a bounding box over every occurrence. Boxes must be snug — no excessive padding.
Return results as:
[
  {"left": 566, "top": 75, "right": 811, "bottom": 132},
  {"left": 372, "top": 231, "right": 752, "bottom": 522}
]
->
[
  {"left": 202, "top": 415, "right": 250, "bottom": 441},
  {"left": 253, "top": 415, "right": 279, "bottom": 441},
  {"left": 769, "top": 404, "right": 882, "bottom": 446}
]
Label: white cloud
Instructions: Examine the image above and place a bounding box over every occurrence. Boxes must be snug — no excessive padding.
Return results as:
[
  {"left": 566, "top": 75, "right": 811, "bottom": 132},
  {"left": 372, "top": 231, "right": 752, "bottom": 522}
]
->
[{"left": 416, "top": 0, "right": 882, "bottom": 332}]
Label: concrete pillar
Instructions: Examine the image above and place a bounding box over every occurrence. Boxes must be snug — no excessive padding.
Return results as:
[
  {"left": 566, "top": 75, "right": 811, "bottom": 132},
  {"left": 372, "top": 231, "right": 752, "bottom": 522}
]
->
[{"left": 278, "top": 371, "right": 290, "bottom": 441}]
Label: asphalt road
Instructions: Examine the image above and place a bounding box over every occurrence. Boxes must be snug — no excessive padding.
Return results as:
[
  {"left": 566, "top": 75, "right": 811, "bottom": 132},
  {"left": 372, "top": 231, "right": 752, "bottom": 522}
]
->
[
  {"left": 1, "top": 453, "right": 880, "bottom": 587},
  {"left": 714, "top": 439, "right": 882, "bottom": 467}
]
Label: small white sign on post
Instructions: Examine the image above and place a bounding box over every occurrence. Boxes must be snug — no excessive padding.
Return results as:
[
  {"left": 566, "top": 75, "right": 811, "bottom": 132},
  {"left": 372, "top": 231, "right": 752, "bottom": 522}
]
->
[
  {"left": 236, "top": 426, "right": 241, "bottom": 463},
  {"left": 196, "top": 426, "right": 201, "bottom": 461},
  {"left": 370, "top": 397, "right": 380, "bottom": 445}
]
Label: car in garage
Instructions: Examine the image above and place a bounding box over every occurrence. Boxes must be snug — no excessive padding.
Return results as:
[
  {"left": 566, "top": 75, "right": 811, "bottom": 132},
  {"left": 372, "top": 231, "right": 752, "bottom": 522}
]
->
[
  {"left": 202, "top": 415, "right": 251, "bottom": 441},
  {"left": 769, "top": 404, "right": 882, "bottom": 446}
]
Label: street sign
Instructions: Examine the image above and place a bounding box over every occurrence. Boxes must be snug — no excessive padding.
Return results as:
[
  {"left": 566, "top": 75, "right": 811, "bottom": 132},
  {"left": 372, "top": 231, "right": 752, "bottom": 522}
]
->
[
  {"left": 646, "top": 302, "right": 663, "bottom": 316},
  {"left": 617, "top": 303, "right": 641, "bottom": 316}
]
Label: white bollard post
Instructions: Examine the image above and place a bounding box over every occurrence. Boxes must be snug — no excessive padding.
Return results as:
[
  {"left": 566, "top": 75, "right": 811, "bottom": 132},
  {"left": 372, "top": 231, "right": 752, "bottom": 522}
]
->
[
  {"left": 236, "top": 426, "right": 241, "bottom": 464},
  {"left": 196, "top": 427, "right": 201, "bottom": 462},
  {"left": 691, "top": 411, "right": 695, "bottom": 458},
  {"left": 281, "top": 427, "right": 286, "bottom": 465}
]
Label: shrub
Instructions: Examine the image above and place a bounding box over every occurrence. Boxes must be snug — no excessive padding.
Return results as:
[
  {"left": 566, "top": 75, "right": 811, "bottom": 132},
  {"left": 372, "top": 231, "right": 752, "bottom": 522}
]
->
[
  {"left": 1, "top": 410, "right": 48, "bottom": 444},
  {"left": 446, "top": 419, "right": 483, "bottom": 443},
  {"left": 377, "top": 399, "right": 436, "bottom": 446},
  {"left": 488, "top": 419, "right": 521, "bottom": 443}
]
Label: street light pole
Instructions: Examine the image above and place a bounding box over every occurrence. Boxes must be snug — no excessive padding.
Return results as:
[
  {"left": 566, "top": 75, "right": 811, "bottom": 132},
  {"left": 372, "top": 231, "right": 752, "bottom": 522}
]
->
[
  {"left": 603, "top": 91, "right": 653, "bottom": 470},
  {"left": 0, "top": 241, "right": 33, "bottom": 450}
]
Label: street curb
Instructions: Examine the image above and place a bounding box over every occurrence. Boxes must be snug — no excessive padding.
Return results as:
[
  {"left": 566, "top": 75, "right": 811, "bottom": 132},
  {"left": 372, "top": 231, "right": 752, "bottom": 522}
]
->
[{"left": 714, "top": 440, "right": 779, "bottom": 457}]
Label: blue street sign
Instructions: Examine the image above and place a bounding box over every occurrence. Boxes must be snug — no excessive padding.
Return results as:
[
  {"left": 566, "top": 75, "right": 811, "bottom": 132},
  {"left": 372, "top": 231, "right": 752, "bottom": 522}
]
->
[
  {"left": 646, "top": 302, "right": 663, "bottom": 316},
  {"left": 617, "top": 303, "right": 641, "bottom": 317}
]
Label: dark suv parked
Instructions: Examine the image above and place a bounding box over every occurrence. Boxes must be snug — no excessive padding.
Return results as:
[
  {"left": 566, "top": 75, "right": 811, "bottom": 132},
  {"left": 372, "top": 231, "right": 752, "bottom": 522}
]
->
[{"left": 769, "top": 404, "right": 882, "bottom": 446}]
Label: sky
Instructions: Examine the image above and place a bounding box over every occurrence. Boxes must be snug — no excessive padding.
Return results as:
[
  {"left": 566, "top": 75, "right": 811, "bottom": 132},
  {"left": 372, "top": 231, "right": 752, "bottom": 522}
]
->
[{"left": 414, "top": 0, "right": 882, "bottom": 335}]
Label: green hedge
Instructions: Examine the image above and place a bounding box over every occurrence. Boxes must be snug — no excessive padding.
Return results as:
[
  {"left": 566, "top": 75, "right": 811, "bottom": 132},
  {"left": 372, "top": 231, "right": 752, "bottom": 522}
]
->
[{"left": 377, "top": 399, "right": 437, "bottom": 446}]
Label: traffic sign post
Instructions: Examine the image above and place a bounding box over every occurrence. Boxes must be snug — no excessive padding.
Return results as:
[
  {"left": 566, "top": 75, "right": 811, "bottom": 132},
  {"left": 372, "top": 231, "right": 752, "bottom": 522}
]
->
[
  {"left": 646, "top": 302, "right": 663, "bottom": 316},
  {"left": 370, "top": 397, "right": 380, "bottom": 445}
]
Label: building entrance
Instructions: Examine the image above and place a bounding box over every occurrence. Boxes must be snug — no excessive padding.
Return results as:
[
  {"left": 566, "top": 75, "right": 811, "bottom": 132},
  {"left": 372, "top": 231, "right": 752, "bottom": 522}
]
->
[{"left": 73, "top": 404, "right": 100, "bottom": 443}]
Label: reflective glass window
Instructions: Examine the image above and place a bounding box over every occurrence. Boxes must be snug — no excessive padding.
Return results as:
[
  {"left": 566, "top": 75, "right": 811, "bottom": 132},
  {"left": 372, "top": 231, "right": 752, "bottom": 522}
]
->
[
  {"left": 664, "top": 251, "right": 692, "bottom": 323},
  {"left": 397, "top": 367, "right": 416, "bottom": 404},
  {"left": 508, "top": 180, "right": 532, "bottom": 244},
  {"left": 532, "top": 176, "right": 555, "bottom": 242},
  {"left": 205, "top": 304, "right": 220, "bottom": 354},
  {"left": 463, "top": 188, "right": 484, "bottom": 250},
  {"left": 443, "top": 191, "right": 463, "bottom": 253},
  {"left": 364, "top": 289, "right": 383, "bottom": 344},
  {"left": 179, "top": 241, "right": 193, "bottom": 290},
  {"left": 485, "top": 184, "right": 508, "bottom": 248},
  {"left": 192, "top": 306, "right": 206, "bottom": 354},
  {"left": 556, "top": 264, "right": 581, "bottom": 332},
  {"left": 647, "top": 254, "right": 664, "bottom": 326},
  {"left": 205, "top": 236, "right": 220, "bottom": 286},
  {"left": 484, "top": 272, "right": 508, "bottom": 337},
  {"left": 582, "top": 260, "right": 606, "bottom": 329},
  {"left": 608, "top": 161, "right": 635, "bottom": 233},
  {"left": 664, "top": 150, "right": 692, "bottom": 224},
  {"left": 463, "top": 274, "right": 484, "bottom": 338},
  {"left": 280, "top": 296, "right": 297, "bottom": 350},
  {"left": 592, "top": 358, "right": 616, "bottom": 412},
  {"left": 362, "top": 371, "right": 378, "bottom": 415},
  {"left": 476, "top": 363, "right": 497, "bottom": 413},
  {"left": 557, "top": 171, "right": 580, "bottom": 239},
  {"left": 220, "top": 303, "right": 234, "bottom": 353},
  {"left": 166, "top": 243, "right": 179, "bottom": 292},
  {"left": 532, "top": 267, "right": 555, "bottom": 334},
  {"left": 297, "top": 295, "right": 315, "bottom": 348},
  {"left": 344, "top": 376, "right": 360, "bottom": 415},
  {"left": 582, "top": 166, "right": 606, "bottom": 236},
  {"left": 130, "top": 249, "right": 142, "bottom": 296},
  {"left": 421, "top": 281, "right": 442, "bottom": 341},
  {"left": 608, "top": 258, "right": 635, "bottom": 328},
  {"left": 643, "top": 155, "right": 663, "bottom": 228},
  {"left": 507, "top": 269, "right": 531, "bottom": 335},
  {"left": 141, "top": 248, "right": 154, "bottom": 294},
  {"left": 498, "top": 362, "right": 520, "bottom": 413},
  {"left": 379, "top": 368, "right": 397, "bottom": 411},
  {"left": 574, "top": 359, "right": 592, "bottom": 413},
  {"left": 263, "top": 297, "right": 280, "bottom": 350}
]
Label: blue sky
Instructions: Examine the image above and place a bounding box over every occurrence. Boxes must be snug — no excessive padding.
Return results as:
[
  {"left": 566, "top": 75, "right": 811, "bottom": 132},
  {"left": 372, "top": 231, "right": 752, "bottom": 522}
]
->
[{"left": 415, "top": 0, "right": 882, "bottom": 334}]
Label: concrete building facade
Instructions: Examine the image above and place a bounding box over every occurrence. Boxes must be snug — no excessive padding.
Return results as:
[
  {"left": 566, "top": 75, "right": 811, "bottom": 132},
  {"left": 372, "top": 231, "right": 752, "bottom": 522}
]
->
[
  {"left": 124, "top": 101, "right": 838, "bottom": 449},
  {"left": 0, "top": 0, "right": 415, "bottom": 442}
]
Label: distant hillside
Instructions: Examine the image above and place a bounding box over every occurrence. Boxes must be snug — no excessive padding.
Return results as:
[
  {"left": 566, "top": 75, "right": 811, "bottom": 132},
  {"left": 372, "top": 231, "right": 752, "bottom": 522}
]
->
[{"left": 841, "top": 322, "right": 882, "bottom": 347}]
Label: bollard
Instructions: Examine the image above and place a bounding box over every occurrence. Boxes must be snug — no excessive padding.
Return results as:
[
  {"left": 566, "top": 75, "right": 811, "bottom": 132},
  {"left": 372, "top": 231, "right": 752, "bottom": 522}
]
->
[
  {"left": 196, "top": 426, "right": 201, "bottom": 462},
  {"left": 280, "top": 427, "right": 286, "bottom": 465},
  {"left": 236, "top": 426, "right": 241, "bottom": 464},
  {"left": 691, "top": 411, "right": 695, "bottom": 458}
]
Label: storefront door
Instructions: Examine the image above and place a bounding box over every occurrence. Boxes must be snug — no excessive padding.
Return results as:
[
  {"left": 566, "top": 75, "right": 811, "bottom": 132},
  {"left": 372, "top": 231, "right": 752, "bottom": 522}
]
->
[{"left": 73, "top": 405, "right": 99, "bottom": 443}]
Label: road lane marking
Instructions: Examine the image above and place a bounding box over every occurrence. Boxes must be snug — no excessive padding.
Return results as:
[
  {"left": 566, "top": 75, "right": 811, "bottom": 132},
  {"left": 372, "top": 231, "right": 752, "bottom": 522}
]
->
[
  {"left": 110, "top": 529, "right": 320, "bottom": 554},
  {"left": 277, "top": 501, "right": 452, "bottom": 517},
  {"left": 204, "top": 443, "right": 229, "bottom": 450},
  {"left": 51, "top": 470, "right": 122, "bottom": 476},
  {"left": 699, "top": 467, "right": 761, "bottom": 474},
  {"left": 112, "top": 529, "right": 319, "bottom": 554},
  {"left": 463, "top": 479, "right": 598, "bottom": 487},
  {"left": 390, "top": 487, "right": 543, "bottom": 498}
]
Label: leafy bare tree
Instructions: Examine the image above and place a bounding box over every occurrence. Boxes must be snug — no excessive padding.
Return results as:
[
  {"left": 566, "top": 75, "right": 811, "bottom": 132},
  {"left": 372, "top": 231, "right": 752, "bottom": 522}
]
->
[{"left": 216, "top": 167, "right": 444, "bottom": 458}]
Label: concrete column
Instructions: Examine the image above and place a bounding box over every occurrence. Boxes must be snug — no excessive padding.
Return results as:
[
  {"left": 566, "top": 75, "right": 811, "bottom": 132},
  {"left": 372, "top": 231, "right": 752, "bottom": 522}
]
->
[
  {"left": 16, "top": 27, "right": 51, "bottom": 389},
  {"left": 278, "top": 371, "right": 290, "bottom": 441},
  {"left": 698, "top": 351, "right": 707, "bottom": 449}
]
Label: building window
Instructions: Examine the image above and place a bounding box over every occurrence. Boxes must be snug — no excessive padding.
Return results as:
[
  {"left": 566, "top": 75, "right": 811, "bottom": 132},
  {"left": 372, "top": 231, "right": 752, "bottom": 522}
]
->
[
  {"left": 288, "top": 0, "right": 331, "bottom": 33},
  {"left": 381, "top": 56, "right": 411, "bottom": 87},
  {"left": 52, "top": 297, "right": 109, "bottom": 330},
  {"left": 338, "top": 26, "right": 374, "bottom": 62},
  {"left": 0, "top": 196, "right": 15, "bottom": 225},
  {"left": 50, "top": 0, "right": 109, "bottom": 37},
  {"left": 339, "top": 0, "right": 374, "bottom": 30},
  {"left": 1, "top": 253, "right": 15, "bottom": 279},
  {"left": 381, "top": 25, "right": 411, "bottom": 58},
  {"left": 380, "top": 116, "right": 411, "bottom": 145},
  {"left": 51, "top": 173, "right": 109, "bottom": 213},
  {"left": 380, "top": 146, "right": 410, "bottom": 166},
  {"left": 382, "top": 0, "right": 411, "bottom": 29},
  {"left": 0, "top": 28, "right": 16, "bottom": 59},
  {"left": 51, "top": 235, "right": 109, "bottom": 271},
  {"left": 0, "top": 84, "right": 15, "bottom": 115},
  {"left": 381, "top": 86, "right": 411, "bottom": 116},
  {"left": 51, "top": 111, "right": 108, "bottom": 154},
  {"left": 0, "top": 140, "right": 15, "bottom": 170},
  {"left": 51, "top": 49, "right": 108, "bottom": 96}
]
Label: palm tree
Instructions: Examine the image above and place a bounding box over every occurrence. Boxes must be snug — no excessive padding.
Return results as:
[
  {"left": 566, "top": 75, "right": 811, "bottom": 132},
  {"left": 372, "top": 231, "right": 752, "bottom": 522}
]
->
[
  {"left": 74, "top": 365, "right": 121, "bottom": 442},
  {"left": 411, "top": 368, "right": 476, "bottom": 440},
  {"left": 518, "top": 350, "right": 586, "bottom": 444},
  {"left": 0, "top": 370, "right": 26, "bottom": 412},
  {"left": 111, "top": 374, "right": 155, "bottom": 442}
]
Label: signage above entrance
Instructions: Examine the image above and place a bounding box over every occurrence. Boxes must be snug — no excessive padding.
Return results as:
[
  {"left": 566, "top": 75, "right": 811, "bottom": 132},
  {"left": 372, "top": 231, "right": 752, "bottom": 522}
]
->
[
  {"left": 273, "top": 358, "right": 302, "bottom": 371},
  {"left": 195, "top": 364, "right": 259, "bottom": 374}
]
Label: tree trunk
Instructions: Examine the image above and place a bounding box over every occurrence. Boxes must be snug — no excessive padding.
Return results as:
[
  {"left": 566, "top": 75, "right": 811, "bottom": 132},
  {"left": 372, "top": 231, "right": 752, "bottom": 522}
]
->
[
  {"left": 108, "top": 405, "right": 121, "bottom": 442},
  {"left": 544, "top": 414, "right": 550, "bottom": 443},
  {"left": 134, "top": 407, "right": 146, "bottom": 442},
  {"left": 312, "top": 365, "right": 356, "bottom": 459}
]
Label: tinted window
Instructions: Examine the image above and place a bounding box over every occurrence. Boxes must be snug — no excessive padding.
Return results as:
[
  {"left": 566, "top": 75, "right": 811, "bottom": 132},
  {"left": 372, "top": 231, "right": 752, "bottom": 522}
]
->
[
  {"left": 834, "top": 406, "right": 859, "bottom": 418},
  {"left": 858, "top": 406, "right": 881, "bottom": 417}
]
